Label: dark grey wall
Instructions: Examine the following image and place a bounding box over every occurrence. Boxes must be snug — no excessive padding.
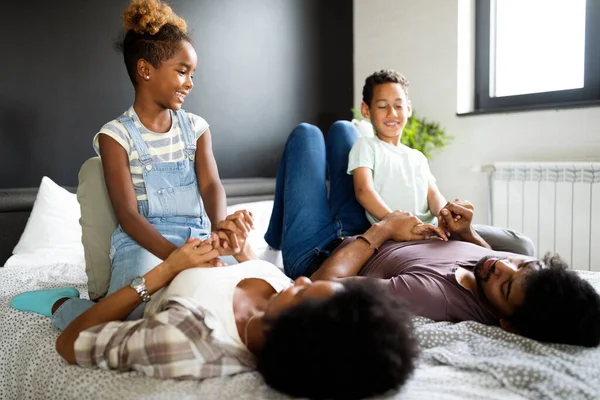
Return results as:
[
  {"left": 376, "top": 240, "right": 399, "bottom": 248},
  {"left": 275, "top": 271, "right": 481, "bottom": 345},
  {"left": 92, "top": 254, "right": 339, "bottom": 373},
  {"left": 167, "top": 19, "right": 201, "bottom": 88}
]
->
[{"left": 0, "top": 0, "right": 353, "bottom": 188}]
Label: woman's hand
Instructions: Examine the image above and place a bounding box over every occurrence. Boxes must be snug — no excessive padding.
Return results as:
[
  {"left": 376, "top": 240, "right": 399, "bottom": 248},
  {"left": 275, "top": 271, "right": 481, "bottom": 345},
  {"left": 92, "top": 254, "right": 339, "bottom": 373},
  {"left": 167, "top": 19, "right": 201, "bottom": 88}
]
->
[{"left": 163, "top": 238, "right": 221, "bottom": 276}]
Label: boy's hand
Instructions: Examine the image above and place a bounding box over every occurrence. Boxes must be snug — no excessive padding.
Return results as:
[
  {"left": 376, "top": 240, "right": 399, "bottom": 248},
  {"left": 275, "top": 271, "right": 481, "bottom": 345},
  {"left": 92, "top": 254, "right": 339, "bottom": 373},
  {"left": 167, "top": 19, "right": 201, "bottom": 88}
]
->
[
  {"left": 411, "top": 223, "right": 448, "bottom": 241},
  {"left": 379, "top": 211, "right": 448, "bottom": 242},
  {"left": 163, "top": 238, "right": 221, "bottom": 276}
]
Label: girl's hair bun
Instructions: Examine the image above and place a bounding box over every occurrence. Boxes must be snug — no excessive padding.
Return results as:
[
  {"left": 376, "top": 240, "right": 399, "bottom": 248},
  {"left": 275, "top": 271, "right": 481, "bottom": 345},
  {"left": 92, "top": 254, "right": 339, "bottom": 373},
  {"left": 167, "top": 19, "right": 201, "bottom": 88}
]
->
[{"left": 122, "top": 0, "right": 187, "bottom": 35}]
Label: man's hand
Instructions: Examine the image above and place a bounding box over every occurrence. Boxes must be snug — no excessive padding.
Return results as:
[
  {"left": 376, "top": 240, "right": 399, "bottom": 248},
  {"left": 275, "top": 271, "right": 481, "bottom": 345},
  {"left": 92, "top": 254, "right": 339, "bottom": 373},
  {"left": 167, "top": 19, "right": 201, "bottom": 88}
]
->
[
  {"left": 437, "top": 199, "right": 462, "bottom": 237},
  {"left": 163, "top": 238, "right": 221, "bottom": 277},
  {"left": 213, "top": 210, "right": 255, "bottom": 255},
  {"left": 378, "top": 211, "right": 448, "bottom": 242},
  {"left": 439, "top": 198, "right": 474, "bottom": 238}
]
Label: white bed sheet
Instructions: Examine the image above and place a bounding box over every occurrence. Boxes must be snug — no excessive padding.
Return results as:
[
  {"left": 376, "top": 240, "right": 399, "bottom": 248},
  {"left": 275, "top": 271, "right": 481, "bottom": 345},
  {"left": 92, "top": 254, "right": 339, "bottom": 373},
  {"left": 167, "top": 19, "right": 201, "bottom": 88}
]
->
[{"left": 2, "top": 261, "right": 599, "bottom": 400}]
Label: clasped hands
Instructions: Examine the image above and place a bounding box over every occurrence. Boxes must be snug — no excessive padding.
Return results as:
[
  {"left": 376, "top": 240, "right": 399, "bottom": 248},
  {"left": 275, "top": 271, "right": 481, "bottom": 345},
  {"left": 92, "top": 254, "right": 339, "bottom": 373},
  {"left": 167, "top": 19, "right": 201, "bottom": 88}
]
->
[
  {"left": 164, "top": 210, "right": 254, "bottom": 275},
  {"left": 381, "top": 198, "right": 475, "bottom": 242}
]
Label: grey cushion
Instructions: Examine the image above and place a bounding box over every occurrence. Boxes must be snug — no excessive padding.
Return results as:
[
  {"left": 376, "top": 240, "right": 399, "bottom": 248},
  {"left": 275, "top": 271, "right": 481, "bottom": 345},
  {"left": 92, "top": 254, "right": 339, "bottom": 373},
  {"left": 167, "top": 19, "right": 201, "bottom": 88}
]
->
[{"left": 77, "top": 157, "right": 117, "bottom": 300}]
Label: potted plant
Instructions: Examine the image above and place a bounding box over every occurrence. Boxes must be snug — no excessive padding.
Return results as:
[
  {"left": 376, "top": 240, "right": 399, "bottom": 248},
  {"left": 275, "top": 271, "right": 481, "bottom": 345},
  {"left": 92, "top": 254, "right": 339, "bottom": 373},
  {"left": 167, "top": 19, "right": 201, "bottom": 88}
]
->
[{"left": 351, "top": 108, "right": 452, "bottom": 159}]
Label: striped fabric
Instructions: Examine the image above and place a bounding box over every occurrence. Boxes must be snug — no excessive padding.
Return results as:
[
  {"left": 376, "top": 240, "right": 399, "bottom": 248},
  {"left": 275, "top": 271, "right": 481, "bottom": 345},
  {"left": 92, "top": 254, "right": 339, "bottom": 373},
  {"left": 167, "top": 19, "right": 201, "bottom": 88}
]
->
[
  {"left": 93, "top": 107, "right": 209, "bottom": 200},
  {"left": 74, "top": 298, "right": 256, "bottom": 379}
]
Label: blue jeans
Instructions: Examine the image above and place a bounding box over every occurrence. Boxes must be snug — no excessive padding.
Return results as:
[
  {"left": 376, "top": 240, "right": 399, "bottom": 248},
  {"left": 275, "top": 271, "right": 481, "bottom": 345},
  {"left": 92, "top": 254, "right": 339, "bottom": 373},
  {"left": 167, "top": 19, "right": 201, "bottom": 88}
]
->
[{"left": 264, "top": 121, "right": 370, "bottom": 278}]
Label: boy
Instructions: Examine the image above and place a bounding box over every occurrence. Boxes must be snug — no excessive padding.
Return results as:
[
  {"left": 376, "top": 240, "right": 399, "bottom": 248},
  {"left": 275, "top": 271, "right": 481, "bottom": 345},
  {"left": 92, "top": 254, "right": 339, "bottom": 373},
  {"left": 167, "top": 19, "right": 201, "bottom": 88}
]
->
[{"left": 348, "top": 69, "right": 534, "bottom": 255}]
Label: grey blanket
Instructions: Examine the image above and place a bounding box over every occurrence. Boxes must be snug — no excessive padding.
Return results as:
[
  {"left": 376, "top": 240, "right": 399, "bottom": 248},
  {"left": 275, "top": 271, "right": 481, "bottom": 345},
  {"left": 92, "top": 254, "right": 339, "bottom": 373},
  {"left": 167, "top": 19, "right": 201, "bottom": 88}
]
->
[{"left": 1, "top": 263, "right": 599, "bottom": 400}]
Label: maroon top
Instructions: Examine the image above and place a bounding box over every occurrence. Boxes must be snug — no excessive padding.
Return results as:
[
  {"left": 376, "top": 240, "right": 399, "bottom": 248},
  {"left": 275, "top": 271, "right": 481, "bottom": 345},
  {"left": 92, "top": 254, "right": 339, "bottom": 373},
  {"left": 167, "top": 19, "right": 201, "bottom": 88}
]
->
[{"left": 345, "top": 239, "right": 514, "bottom": 325}]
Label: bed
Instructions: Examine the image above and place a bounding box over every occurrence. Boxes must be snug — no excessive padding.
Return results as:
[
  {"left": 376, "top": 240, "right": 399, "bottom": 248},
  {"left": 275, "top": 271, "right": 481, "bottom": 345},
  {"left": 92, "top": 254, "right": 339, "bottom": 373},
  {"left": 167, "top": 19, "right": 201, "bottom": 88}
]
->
[{"left": 1, "top": 179, "right": 600, "bottom": 400}]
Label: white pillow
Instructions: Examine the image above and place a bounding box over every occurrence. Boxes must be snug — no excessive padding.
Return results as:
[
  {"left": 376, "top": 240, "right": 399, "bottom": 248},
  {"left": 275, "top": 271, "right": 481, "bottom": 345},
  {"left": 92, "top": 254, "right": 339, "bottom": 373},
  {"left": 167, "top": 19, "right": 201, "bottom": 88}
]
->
[
  {"left": 226, "top": 200, "right": 283, "bottom": 270},
  {"left": 5, "top": 176, "right": 84, "bottom": 267}
]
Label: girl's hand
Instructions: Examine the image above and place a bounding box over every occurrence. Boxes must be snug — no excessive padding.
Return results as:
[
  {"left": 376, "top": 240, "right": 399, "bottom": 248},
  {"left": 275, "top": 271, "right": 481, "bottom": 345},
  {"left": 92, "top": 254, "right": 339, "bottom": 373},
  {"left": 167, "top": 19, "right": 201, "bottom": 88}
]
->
[
  {"left": 163, "top": 238, "right": 220, "bottom": 276},
  {"left": 213, "top": 210, "right": 255, "bottom": 254},
  {"left": 216, "top": 210, "right": 254, "bottom": 236},
  {"left": 211, "top": 230, "right": 248, "bottom": 256}
]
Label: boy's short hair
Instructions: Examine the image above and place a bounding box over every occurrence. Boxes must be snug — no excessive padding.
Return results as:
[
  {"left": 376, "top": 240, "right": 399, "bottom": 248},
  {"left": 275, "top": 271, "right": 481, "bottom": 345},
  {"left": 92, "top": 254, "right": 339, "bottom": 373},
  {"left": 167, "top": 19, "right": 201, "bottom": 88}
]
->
[
  {"left": 511, "top": 253, "right": 600, "bottom": 347},
  {"left": 256, "top": 280, "right": 417, "bottom": 400},
  {"left": 362, "top": 69, "right": 410, "bottom": 106}
]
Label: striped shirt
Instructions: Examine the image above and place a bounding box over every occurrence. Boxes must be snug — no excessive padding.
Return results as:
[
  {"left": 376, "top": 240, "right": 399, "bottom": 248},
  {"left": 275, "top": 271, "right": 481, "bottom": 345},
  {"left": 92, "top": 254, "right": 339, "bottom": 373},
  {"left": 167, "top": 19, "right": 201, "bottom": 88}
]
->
[
  {"left": 74, "top": 297, "right": 256, "bottom": 379},
  {"left": 93, "top": 107, "right": 209, "bottom": 201}
]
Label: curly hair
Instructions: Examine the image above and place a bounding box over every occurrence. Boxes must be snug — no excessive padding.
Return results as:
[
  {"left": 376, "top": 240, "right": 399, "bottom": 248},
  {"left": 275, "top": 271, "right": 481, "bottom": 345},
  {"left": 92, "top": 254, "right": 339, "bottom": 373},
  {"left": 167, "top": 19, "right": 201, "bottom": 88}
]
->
[
  {"left": 362, "top": 69, "right": 410, "bottom": 106},
  {"left": 511, "top": 253, "right": 600, "bottom": 347},
  {"left": 116, "top": 0, "right": 191, "bottom": 86},
  {"left": 256, "top": 280, "right": 417, "bottom": 400}
]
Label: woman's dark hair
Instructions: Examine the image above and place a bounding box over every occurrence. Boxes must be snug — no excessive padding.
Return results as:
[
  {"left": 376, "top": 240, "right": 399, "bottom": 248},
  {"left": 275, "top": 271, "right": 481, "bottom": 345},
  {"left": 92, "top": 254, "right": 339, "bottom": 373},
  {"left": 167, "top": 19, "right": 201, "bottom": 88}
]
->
[
  {"left": 362, "top": 69, "right": 410, "bottom": 106},
  {"left": 257, "top": 280, "right": 418, "bottom": 400},
  {"left": 116, "top": 0, "right": 191, "bottom": 86},
  {"left": 511, "top": 253, "right": 600, "bottom": 347}
]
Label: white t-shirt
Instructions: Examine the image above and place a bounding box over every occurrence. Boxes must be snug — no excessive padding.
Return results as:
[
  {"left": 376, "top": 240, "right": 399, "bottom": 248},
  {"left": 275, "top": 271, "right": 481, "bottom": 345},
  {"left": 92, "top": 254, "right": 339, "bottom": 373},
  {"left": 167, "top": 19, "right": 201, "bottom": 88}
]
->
[
  {"left": 348, "top": 136, "right": 436, "bottom": 224},
  {"left": 144, "top": 260, "right": 293, "bottom": 349},
  {"left": 93, "top": 107, "right": 209, "bottom": 201}
]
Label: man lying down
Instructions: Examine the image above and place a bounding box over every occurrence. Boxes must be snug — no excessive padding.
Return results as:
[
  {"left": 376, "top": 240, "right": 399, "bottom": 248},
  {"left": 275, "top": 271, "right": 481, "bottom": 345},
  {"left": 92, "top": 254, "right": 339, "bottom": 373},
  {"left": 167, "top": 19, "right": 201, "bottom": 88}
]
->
[{"left": 11, "top": 202, "right": 600, "bottom": 400}]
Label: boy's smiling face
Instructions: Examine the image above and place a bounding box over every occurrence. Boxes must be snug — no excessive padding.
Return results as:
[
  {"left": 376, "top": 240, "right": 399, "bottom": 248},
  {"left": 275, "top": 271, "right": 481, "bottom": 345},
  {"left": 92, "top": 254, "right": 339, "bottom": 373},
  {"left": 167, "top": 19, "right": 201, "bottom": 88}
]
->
[{"left": 361, "top": 82, "right": 412, "bottom": 145}]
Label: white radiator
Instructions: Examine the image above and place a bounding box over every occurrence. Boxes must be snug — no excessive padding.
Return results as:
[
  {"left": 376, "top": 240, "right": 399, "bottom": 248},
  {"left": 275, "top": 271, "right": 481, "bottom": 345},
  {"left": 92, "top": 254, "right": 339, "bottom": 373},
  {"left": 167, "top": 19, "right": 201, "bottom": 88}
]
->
[{"left": 485, "top": 162, "right": 600, "bottom": 271}]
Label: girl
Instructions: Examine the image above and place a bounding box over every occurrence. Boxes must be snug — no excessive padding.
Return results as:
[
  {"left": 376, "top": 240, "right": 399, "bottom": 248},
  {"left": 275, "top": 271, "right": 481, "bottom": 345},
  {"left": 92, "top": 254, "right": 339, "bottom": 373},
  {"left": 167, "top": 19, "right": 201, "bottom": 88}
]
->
[{"left": 12, "top": 0, "right": 251, "bottom": 328}]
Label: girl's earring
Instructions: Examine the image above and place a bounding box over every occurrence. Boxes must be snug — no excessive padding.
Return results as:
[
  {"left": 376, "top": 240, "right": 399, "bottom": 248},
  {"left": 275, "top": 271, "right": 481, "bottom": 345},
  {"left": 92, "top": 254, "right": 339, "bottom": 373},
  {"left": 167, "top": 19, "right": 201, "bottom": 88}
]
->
[{"left": 145, "top": 76, "right": 150, "bottom": 80}]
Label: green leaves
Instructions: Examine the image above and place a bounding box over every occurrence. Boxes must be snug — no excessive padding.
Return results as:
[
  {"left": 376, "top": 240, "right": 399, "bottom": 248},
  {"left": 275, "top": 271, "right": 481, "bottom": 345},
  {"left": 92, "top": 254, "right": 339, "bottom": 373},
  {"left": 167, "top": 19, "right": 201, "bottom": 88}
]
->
[{"left": 350, "top": 108, "right": 452, "bottom": 159}]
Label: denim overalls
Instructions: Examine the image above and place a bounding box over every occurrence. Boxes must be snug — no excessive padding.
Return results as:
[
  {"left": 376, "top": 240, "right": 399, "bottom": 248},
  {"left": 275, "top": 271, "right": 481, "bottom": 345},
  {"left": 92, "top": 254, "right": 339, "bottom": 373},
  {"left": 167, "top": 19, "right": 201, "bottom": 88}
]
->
[{"left": 53, "top": 109, "right": 211, "bottom": 330}]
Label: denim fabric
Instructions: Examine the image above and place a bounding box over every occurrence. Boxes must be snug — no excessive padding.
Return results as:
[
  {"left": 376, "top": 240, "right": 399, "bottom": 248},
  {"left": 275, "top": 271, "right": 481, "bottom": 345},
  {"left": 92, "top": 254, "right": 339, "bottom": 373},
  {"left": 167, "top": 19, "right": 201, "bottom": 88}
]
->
[
  {"left": 52, "top": 110, "right": 210, "bottom": 331},
  {"left": 264, "top": 121, "right": 370, "bottom": 278}
]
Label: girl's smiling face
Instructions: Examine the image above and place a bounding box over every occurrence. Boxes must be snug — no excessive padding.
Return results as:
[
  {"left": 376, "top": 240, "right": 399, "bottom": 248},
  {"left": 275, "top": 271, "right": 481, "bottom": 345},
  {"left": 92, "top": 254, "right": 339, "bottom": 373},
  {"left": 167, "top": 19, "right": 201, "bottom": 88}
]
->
[{"left": 143, "top": 40, "right": 197, "bottom": 110}]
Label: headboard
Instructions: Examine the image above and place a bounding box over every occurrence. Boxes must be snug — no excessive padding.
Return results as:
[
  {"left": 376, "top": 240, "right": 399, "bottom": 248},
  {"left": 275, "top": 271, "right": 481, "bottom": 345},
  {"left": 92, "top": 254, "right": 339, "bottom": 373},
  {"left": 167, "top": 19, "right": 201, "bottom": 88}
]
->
[{"left": 0, "top": 178, "right": 275, "bottom": 265}]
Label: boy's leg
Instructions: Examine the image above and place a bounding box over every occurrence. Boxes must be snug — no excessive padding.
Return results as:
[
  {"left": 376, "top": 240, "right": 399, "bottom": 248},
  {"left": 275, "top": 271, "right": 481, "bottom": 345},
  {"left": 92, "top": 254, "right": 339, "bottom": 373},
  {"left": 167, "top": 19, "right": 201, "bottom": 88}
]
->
[
  {"left": 264, "top": 123, "right": 340, "bottom": 278},
  {"left": 473, "top": 224, "right": 535, "bottom": 256},
  {"left": 326, "top": 121, "right": 371, "bottom": 236}
]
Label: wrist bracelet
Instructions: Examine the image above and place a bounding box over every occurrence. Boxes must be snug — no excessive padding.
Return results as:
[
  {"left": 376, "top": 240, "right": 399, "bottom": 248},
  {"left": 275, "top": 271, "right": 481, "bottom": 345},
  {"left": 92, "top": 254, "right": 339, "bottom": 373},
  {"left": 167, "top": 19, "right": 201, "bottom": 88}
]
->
[{"left": 356, "top": 235, "right": 379, "bottom": 253}]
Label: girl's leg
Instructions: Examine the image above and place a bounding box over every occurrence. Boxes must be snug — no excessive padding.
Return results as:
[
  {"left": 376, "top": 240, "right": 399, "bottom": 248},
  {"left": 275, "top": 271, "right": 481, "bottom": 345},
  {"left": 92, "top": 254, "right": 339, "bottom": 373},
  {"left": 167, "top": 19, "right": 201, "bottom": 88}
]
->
[
  {"left": 10, "top": 287, "right": 93, "bottom": 331},
  {"left": 265, "top": 123, "right": 340, "bottom": 278},
  {"left": 326, "top": 121, "right": 371, "bottom": 236},
  {"left": 51, "top": 242, "right": 165, "bottom": 330},
  {"left": 51, "top": 297, "right": 96, "bottom": 331},
  {"left": 107, "top": 241, "right": 167, "bottom": 320}
]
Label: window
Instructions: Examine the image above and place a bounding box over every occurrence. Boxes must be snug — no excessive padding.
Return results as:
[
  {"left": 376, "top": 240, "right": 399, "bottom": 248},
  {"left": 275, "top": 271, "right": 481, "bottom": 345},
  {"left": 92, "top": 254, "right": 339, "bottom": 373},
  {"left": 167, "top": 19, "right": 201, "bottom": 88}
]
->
[{"left": 475, "top": 0, "right": 600, "bottom": 112}]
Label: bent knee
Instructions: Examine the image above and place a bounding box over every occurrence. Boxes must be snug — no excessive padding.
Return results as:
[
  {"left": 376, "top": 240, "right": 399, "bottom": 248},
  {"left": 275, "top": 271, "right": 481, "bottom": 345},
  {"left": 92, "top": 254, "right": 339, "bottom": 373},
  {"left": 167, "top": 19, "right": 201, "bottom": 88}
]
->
[
  {"left": 330, "top": 120, "right": 354, "bottom": 131},
  {"left": 290, "top": 123, "right": 322, "bottom": 141}
]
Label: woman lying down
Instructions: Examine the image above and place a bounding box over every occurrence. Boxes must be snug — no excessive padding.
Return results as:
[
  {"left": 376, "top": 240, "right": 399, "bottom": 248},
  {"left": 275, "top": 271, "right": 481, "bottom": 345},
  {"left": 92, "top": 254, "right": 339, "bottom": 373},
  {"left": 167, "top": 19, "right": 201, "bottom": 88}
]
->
[{"left": 10, "top": 213, "right": 420, "bottom": 400}]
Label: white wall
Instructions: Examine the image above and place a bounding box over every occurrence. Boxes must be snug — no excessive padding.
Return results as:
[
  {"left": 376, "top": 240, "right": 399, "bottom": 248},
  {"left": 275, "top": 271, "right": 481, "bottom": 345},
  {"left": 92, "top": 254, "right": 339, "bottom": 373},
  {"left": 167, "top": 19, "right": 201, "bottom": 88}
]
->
[{"left": 354, "top": 0, "right": 600, "bottom": 224}]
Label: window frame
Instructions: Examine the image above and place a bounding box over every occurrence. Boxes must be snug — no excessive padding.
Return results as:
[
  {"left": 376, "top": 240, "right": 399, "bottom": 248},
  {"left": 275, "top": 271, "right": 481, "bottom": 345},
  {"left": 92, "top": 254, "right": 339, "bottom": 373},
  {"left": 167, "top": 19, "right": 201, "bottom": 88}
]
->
[{"left": 474, "top": 0, "right": 600, "bottom": 113}]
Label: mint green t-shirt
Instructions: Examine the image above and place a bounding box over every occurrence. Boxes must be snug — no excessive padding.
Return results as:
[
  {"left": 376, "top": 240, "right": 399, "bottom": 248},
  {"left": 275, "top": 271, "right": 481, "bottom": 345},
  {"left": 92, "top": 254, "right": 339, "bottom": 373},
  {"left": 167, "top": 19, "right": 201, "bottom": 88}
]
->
[{"left": 348, "top": 137, "right": 435, "bottom": 224}]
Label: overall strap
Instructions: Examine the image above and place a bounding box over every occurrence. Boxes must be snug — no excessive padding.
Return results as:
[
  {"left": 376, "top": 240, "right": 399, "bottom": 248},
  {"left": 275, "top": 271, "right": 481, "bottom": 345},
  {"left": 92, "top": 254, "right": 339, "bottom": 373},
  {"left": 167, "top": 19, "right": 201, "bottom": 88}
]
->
[
  {"left": 117, "top": 114, "right": 153, "bottom": 165},
  {"left": 175, "top": 109, "right": 197, "bottom": 161}
]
